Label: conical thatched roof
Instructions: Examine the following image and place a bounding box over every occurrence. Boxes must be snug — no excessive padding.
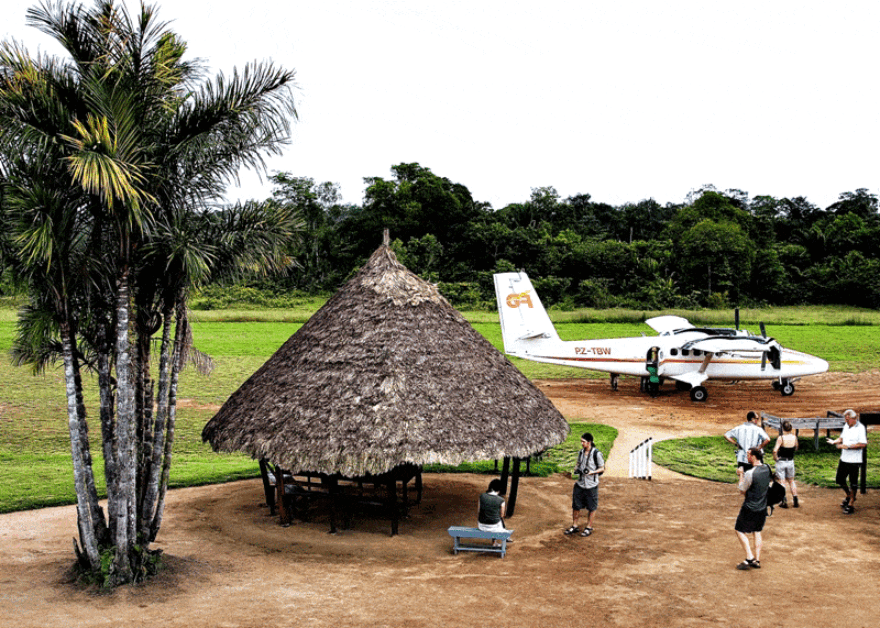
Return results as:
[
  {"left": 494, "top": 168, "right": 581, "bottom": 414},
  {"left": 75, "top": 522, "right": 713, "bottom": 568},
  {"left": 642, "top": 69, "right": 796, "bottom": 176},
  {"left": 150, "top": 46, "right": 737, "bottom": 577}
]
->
[{"left": 202, "top": 238, "right": 569, "bottom": 477}]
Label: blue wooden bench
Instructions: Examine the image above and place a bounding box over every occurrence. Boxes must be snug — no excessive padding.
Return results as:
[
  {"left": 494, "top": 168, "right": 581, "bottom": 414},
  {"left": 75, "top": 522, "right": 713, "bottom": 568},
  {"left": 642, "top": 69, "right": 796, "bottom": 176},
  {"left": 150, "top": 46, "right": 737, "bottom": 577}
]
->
[{"left": 447, "top": 526, "right": 513, "bottom": 558}]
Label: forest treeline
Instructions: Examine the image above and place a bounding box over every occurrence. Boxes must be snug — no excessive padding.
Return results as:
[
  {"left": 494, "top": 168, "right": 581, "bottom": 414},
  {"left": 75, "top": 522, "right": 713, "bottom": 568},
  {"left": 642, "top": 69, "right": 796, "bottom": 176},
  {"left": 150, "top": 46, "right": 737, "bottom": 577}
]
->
[{"left": 241, "top": 163, "right": 880, "bottom": 311}]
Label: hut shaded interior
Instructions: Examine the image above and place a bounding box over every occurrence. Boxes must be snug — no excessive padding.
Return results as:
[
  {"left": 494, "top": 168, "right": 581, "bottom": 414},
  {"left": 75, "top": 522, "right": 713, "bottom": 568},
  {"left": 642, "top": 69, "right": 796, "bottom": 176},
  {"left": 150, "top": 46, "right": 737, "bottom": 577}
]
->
[{"left": 202, "top": 235, "right": 569, "bottom": 533}]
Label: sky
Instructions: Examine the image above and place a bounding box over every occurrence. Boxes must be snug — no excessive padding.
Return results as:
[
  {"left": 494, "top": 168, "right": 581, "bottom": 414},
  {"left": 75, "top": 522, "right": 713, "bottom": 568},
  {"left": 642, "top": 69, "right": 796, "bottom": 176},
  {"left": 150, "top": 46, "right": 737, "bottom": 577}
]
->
[{"left": 2, "top": 1, "right": 879, "bottom": 210}]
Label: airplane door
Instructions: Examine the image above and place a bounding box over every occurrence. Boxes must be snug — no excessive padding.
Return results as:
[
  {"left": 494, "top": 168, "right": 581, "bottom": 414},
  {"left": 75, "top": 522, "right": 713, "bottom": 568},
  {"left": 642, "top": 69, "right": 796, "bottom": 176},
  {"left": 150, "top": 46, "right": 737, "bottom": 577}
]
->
[{"left": 643, "top": 346, "right": 660, "bottom": 396}]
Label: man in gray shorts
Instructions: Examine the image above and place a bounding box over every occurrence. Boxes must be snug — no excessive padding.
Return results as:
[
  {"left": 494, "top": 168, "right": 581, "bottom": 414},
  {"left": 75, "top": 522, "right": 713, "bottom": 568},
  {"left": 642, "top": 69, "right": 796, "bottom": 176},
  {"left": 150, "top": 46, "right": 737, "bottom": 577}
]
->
[{"left": 564, "top": 433, "right": 605, "bottom": 538}]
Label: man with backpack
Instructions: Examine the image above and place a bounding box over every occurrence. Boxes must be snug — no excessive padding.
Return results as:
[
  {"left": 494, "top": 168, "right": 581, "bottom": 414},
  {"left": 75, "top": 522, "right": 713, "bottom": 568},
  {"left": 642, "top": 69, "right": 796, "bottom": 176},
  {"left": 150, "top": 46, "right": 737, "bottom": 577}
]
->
[
  {"left": 734, "top": 447, "right": 771, "bottom": 570},
  {"left": 564, "top": 432, "right": 605, "bottom": 538}
]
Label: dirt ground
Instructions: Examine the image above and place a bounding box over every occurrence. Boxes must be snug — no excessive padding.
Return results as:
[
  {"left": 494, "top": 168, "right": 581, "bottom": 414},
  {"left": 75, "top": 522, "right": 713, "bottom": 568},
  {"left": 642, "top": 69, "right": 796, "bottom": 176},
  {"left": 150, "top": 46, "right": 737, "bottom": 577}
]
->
[{"left": 2, "top": 372, "right": 880, "bottom": 628}]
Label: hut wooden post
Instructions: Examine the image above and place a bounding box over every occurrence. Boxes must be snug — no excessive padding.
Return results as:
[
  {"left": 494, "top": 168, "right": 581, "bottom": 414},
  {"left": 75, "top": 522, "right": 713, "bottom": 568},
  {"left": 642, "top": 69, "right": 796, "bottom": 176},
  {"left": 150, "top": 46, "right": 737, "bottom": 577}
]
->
[
  {"left": 258, "top": 459, "right": 276, "bottom": 515},
  {"left": 401, "top": 469, "right": 409, "bottom": 510},
  {"left": 275, "top": 465, "right": 291, "bottom": 526},
  {"left": 387, "top": 477, "right": 399, "bottom": 536},
  {"left": 500, "top": 456, "right": 511, "bottom": 493},
  {"left": 507, "top": 457, "right": 522, "bottom": 517},
  {"left": 328, "top": 476, "right": 339, "bottom": 534}
]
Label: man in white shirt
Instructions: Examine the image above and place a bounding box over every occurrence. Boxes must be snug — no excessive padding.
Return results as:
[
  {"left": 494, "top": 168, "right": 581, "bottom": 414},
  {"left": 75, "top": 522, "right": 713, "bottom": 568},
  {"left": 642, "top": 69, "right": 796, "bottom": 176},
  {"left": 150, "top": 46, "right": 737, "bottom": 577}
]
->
[
  {"left": 827, "top": 409, "right": 868, "bottom": 515},
  {"left": 725, "top": 411, "right": 771, "bottom": 472}
]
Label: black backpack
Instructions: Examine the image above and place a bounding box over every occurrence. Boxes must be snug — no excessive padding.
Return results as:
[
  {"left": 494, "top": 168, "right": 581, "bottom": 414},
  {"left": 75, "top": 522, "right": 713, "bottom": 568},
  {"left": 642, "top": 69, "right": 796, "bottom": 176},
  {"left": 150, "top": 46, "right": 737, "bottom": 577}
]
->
[{"left": 766, "top": 465, "right": 786, "bottom": 510}]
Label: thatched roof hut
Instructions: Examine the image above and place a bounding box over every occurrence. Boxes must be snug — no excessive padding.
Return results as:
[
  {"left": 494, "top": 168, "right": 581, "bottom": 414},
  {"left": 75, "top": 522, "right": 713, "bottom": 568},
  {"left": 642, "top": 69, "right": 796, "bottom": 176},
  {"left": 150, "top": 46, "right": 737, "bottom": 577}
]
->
[{"left": 202, "top": 235, "right": 569, "bottom": 478}]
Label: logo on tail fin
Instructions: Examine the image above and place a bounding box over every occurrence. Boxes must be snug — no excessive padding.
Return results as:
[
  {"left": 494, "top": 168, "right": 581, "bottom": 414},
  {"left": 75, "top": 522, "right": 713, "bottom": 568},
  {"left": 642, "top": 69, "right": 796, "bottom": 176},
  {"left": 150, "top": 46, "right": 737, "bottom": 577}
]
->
[{"left": 506, "top": 291, "right": 533, "bottom": 308}]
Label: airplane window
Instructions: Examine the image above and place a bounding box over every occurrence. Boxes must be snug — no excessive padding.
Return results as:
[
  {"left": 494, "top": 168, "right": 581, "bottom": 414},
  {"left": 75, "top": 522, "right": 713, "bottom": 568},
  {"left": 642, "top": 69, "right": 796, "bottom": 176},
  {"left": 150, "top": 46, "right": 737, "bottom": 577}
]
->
[
  {"left": 693, "top": 349, "right": 702, "bottom": 356},
  {"left": 671, "top": 349, "right": 678, "bottom": 356},
  {"left": 682, "top": 349, "right": 690, "bottom": 356}
]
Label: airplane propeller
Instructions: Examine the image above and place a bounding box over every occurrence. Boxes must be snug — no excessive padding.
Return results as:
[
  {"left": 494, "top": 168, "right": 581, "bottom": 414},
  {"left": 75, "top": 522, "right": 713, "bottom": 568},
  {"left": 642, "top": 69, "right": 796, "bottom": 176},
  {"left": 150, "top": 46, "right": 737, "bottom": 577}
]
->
[{"left": 759, "top": 321, "right": 768, "bottom": 370}]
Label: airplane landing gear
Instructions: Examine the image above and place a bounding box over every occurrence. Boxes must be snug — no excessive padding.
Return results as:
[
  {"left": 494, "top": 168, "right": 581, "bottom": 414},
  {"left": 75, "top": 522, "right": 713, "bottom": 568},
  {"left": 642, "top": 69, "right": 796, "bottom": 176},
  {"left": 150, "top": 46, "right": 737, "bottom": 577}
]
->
[
  {"left": 781, "top": 380, "right": 795, "bottom": 396},
  {"left": 690, "top": 386, "right": 708, "bottom": 402},
  {"left": 610, "top": 373, "right": 619, "bottom": 391}
]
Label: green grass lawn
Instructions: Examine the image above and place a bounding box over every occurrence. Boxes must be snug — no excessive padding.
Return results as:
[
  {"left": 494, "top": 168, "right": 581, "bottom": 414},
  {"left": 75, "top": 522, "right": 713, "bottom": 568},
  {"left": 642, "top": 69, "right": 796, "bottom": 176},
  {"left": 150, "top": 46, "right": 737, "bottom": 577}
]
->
[
  {"left": 0, "top": 303, "right": 877, "bottom": 514},
  {"left": 653, "top": 433, "right": 880, "bottom": 487}
]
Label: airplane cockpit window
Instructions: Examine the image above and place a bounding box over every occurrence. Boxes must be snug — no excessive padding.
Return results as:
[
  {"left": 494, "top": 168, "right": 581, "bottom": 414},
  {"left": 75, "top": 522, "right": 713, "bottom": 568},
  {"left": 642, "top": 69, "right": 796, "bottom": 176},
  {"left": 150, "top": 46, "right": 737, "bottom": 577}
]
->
[{"left": 670, "top": 348, "right": 678, "bottom": 356}]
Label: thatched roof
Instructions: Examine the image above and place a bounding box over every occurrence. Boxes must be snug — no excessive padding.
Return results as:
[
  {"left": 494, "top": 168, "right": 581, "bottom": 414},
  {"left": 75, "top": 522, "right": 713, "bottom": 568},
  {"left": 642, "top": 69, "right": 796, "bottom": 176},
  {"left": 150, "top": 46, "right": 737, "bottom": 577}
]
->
[{"left": 202, "top": 237, "right": 569, "bottom": 477}]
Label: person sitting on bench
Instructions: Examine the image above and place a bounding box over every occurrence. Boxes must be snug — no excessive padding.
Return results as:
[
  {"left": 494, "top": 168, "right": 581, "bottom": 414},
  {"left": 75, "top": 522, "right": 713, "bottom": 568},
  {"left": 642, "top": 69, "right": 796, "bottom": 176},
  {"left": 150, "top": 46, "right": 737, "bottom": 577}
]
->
[{"left": 478, "top": 479, "right": 512, "bottom": 546}]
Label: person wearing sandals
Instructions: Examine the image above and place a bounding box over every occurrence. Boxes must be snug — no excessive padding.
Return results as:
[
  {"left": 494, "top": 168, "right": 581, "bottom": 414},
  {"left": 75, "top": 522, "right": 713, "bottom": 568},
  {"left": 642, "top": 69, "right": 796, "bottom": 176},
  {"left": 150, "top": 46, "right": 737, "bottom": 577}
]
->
[
  {"left": 773, "top": 420, "right": 799, "bottom": 508},
  {"left": 478, "top": 479, "right": 512, "bottom": 546},
  {"left": 564, "top": 433, "right": 605, "bottom": 538},
  {"left": 827, "top": 409, "right": 867, "bottom": 515},
  {"left": 735, "top": 447, "right": 771, "bottom": 570}
]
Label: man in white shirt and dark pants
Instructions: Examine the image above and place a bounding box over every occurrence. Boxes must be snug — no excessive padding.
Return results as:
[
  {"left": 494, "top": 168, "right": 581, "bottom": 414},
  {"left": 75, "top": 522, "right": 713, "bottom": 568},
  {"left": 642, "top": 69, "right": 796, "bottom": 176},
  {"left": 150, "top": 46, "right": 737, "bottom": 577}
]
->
[{"left": 828, "top": 409, "right": 868, "bottom": 515}]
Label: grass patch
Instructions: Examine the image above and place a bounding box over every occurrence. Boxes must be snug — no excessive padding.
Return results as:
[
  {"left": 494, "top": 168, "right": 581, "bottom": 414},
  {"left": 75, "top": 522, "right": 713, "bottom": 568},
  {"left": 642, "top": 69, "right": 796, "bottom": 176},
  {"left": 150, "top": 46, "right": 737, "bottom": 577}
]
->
[
  {"left": 653, "top": 433, "right": 880, "bottom": 488},
  {"left": 0, "top": 296, "right": 876, "bottom": 515},
  {"left": 423, "top": 422, "right": 617, "bottom": 476}
]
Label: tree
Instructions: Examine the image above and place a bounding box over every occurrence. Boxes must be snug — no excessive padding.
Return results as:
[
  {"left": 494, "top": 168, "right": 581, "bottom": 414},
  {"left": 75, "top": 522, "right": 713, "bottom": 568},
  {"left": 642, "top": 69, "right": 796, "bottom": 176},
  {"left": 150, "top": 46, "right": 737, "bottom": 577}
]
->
[
  {"left": 0, "top": 0, "right": 298, "bottom": 585},
  {"left": 677, "top": 219, "right": 755, "bottom": 303}
]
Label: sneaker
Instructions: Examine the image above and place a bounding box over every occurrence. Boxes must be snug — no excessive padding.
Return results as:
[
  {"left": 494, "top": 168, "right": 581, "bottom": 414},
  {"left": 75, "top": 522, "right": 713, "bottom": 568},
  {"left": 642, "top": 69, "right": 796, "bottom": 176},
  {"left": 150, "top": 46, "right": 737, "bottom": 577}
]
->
[
  {"left": 736, "top": 561, "right": 752, "bottom": 571},
  {"left": 841, "top": 499, "right": 850, "bottom": 508},
  {"left": 563, "top": 525, "right": 579, "bottom": 535},
  {"left": 580, "top": 527, "right": 593, "bottom": 537},
  {"left": 844, "top": 505, "right": 855, "bottom": 515},
  {"left": 779, "top": 500, "right": 788, "bottom": 509}
]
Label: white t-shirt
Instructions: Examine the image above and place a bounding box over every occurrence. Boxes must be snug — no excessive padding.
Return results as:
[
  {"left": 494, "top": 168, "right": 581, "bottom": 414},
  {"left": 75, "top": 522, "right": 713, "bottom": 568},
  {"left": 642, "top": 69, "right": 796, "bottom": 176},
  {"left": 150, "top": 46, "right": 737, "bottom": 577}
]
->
[{"left": 840, "top": 421, "right": 868, "bottom": 464}]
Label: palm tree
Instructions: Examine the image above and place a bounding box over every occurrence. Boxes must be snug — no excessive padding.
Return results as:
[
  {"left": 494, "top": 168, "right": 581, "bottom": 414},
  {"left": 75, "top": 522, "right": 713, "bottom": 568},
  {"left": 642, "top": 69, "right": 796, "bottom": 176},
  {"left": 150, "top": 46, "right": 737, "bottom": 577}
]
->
[{"left": 0, "top": 0, "right": 299, "bottom": 585}]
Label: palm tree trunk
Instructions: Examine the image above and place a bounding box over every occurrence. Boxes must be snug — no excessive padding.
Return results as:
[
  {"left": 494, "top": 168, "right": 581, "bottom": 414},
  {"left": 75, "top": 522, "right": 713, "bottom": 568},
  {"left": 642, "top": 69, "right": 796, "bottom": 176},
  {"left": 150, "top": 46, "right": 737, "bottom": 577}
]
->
[
  {"left": 71, "top": 348, "right": 109, "bottom": 546},
  {"left": 111, "top": 267, "right": 136, "bottom": 584},
  {"left": 96, "top": 319, "right": 119, "bottom": 544},
  {"left": 59, "top": 318, "right": 101, "bottom": 570},
  {"left": 140, "top": 300, "right": 174, "bottom": 543},
  {"left": 149, "top": 298, "right": 185, "bottom": 541}
]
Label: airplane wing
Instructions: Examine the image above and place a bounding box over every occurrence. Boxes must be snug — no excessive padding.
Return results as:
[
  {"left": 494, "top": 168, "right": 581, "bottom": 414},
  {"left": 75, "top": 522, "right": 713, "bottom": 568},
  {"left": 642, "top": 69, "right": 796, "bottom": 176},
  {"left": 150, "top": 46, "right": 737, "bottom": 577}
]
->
[
  {"left": 684, "top": 337, "right": 775, "bottom": 354},
  {"left": 668, "top": 371, "right": 709, "bottom": 387},
  {"left": 645, "top": 316, "right": 693, "bottom": 334}
]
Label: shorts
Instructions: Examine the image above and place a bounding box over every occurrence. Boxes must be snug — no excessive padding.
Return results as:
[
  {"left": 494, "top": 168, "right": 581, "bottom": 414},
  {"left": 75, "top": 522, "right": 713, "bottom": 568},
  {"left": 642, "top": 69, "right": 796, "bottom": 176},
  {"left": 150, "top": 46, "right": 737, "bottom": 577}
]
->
[
  {"left": 734, "top": 504, "right": 767, "bottom": 534},
  {"left": 478, "top": 521, "right": 507, "bottom": 534},
  {"left": 572, "top": 485, "right": 598, "bottom": 512},
  {"left": 775, "top": 459, "right": 795, "bottom": 480},
  {"left": 836, "top": 460, "right": 860, "bottom": 491}
]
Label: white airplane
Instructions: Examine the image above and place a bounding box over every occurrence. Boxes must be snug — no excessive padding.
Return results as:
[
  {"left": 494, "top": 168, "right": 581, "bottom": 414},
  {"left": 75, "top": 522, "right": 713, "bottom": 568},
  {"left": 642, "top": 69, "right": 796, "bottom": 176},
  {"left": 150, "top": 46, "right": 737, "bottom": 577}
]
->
[{"left": 494, "top": 271, "right": 829, "bottom": 402}]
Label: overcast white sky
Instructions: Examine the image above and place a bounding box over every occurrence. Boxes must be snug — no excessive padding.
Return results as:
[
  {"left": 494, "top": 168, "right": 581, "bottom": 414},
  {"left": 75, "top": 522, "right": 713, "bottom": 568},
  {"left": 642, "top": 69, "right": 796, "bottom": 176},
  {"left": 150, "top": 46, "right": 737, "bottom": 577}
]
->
[{"left": 3, "top": 1, "right": 879, "bottom": 210}]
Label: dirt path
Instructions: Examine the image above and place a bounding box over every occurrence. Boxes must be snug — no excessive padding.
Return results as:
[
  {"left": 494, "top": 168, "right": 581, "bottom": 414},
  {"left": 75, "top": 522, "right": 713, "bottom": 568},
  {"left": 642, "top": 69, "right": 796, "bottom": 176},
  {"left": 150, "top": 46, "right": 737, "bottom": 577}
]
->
[{"left": 2, "top": 373, "right": 879, "bottom": 628}]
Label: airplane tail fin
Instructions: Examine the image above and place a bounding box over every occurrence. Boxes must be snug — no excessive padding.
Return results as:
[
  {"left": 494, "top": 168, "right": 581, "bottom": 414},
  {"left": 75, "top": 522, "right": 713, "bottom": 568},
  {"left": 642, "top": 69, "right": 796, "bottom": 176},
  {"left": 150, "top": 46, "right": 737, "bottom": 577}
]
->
[{"left": 493, "top": 272, "right": 560, "bottom": 355}]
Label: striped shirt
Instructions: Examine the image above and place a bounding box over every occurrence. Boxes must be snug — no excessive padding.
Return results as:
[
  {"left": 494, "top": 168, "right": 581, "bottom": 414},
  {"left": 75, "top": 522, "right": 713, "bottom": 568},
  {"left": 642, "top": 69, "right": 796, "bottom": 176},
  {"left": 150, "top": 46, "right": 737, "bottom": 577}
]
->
[{"left": 725, "top": 422, "right": 770, "bottom": 464}]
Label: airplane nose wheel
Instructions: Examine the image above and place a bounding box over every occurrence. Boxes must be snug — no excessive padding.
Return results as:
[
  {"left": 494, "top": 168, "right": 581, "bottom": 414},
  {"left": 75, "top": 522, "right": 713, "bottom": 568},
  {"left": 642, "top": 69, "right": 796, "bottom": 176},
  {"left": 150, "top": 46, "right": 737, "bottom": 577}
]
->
[
  {"left": 690, "top": 386, "right": 708, "bottom": 402},
  {"left": 781, "top": 381, "right": 795, "bottom": 396}
]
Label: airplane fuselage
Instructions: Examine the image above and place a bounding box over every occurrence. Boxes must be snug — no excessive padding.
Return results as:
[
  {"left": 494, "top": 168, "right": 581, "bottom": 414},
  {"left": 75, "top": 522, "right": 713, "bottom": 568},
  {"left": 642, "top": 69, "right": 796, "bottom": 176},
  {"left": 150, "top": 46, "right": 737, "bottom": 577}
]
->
[{"left": 508, "top": 335, "right": 827, "bottom": 382}]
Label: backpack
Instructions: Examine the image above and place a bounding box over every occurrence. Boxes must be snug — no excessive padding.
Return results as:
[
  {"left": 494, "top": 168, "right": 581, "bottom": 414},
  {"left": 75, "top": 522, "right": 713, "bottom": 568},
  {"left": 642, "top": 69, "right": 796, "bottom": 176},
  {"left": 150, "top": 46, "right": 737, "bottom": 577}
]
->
[
  {"left": 766, "top": 465, "right": 786, "bottom": 510},
  {"left": 578, "top": 447, "right": 604, "bottom": 477}
]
